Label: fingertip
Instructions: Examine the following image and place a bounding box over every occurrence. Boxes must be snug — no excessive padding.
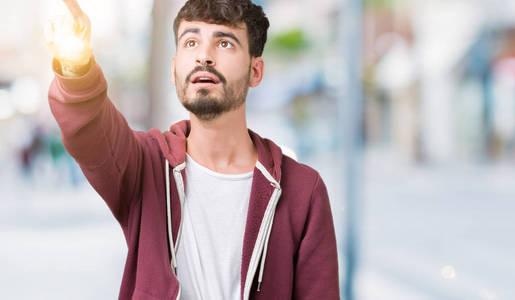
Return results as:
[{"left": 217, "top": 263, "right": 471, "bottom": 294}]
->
[{"left": 62, "top": 0, "right": 83, "bottom": 21}]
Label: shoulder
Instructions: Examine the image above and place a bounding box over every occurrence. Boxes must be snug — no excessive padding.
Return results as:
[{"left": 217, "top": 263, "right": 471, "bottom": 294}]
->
[
  {"left": 278, "top": 155, "right": 332, "bottom": 243},
  {"left": 133, "top": 129, "right": 160, "bottom": 149},
  {"left": 281, "top": 155, "right": 321, "bottom": 185},
  {"left": 280, "top": 155, "right": 325, "bottom": 199},
  {"left": 132, "top": 129, "right": 166, "bottom": 162}
]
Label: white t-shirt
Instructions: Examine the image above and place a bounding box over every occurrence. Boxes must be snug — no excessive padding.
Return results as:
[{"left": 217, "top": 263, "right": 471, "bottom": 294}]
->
[{"left": 176, "top": 154, "right": 253, "bottom": 300}]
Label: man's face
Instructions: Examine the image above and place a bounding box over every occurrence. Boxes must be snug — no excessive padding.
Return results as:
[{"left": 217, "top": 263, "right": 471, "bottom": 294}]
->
[{"left": 171, "top": 20, "right": 263, "bottom": 121}]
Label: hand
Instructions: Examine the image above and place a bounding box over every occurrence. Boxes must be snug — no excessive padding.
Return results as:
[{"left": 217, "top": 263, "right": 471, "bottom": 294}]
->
[{"left": 45, "top": 0, "right": 92, "bottom": 67}]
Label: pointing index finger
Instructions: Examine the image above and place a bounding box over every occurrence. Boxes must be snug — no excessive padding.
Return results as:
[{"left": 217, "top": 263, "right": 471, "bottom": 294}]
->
[{"left": 62, "top": 0, "right": 83, "bottom": 20}]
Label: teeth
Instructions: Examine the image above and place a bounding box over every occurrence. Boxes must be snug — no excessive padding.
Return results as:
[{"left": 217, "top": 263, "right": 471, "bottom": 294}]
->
[{"left": 196, "top": 77, "right": 215, "bottom": 83}]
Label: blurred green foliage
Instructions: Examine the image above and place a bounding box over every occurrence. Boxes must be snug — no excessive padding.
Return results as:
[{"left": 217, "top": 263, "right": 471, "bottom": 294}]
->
[
  {"left": 266, "top": 28, "right": 310, "bottom": 54},
  {"left": 364, "top": 0, "right": 403, "bottom": 8}
]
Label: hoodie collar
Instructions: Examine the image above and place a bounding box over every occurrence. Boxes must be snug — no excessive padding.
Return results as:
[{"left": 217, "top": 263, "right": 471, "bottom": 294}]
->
[{"left": 155, "top": 120, "right": 283, "bottom": 183}]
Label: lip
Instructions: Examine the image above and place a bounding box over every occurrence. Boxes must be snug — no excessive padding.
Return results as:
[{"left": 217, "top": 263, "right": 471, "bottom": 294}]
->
[
  {"left": 192, "top": 82, "right": 219, "bottom": 88},
  {"left": 190, "top": 72, "right": 221, "bottom": 85}
]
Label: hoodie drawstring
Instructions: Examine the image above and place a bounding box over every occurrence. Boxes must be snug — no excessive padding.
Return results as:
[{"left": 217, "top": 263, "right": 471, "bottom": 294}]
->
[
  {"left": 166, "top": 160, "right": 186, "bottom": 300},
  {"left": 257, "top": 183, "right": 282, "bottom": 292},
  {"left": 167, "top": 158, "right": 281, "bottom": 298},
  {"left": 166, "top": 159, "right": 187, "bottom": 276},
  {"left": 165, "top": 159, "right": 178, "bottom": 275}
]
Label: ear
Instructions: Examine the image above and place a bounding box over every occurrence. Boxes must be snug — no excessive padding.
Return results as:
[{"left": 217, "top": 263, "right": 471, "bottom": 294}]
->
[
  {"left": 170, "top": 55, "right": 176, "bottom": 86},
  {"left": 249, "top": 57, "right": 264, "bottom": 88}
]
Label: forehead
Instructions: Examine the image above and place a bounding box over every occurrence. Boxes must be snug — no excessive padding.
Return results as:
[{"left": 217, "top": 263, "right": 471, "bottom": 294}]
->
[{"left": 177, "top": 20, "right": 248, "bottom": 41}]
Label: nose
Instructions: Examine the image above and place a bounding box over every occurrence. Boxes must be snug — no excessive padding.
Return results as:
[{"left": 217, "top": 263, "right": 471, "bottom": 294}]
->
[
  {"left": 196, "top": 56, "right": 214, "bottom": 67},
  {"left": 196, "top": 44, "right": 215, "bottom": 67}
]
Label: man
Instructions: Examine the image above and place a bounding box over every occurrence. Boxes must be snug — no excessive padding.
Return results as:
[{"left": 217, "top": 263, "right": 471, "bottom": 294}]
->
[{"left": 46, "top": 0, "right": 340, "bottom": 299}]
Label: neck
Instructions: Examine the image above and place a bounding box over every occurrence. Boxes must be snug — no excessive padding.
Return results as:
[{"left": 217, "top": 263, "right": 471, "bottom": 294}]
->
[{"left": 186, "top": 105, "right": 257, "bottom": 174}]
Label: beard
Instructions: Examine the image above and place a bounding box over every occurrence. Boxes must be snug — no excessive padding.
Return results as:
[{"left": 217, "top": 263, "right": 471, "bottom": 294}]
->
[{"left": 176, "top": 65, "right": 251, "bottom": 121}]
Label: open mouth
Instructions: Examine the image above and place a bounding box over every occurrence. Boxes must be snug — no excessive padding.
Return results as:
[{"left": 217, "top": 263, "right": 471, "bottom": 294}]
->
[
  {"left": 194, "top": 78, "right": 217, "bottom": 84},
  {"left": 191, "top": 73, "right": 221, "bottom": 86}
]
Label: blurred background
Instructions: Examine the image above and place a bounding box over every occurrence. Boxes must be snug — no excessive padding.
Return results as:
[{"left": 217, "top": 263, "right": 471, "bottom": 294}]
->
[{"left": 1, "top": 0, "right": 515, "bottom": 299}]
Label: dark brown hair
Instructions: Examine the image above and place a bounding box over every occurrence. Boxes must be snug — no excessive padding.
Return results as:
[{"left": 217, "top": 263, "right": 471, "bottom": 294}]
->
[{"left": 173, "top": 0, "right": 270, "bottom": 57}]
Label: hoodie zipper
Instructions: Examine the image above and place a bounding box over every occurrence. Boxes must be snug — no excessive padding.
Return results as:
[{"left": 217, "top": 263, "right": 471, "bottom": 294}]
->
[
  {"left": 165, "top": 160, "right": 186, "bottom": 300},
  {"left": 168, "top": 159, "right": 281, "bottom": 300},
  {"left": 242, "top": 162, "right": 282, "bottom": 300},
  {"left": 172, "top": 162, "right": 186, "bottom": 252},
  {"left": 256, "top": 183, "right": 281, "bottom": 292}
]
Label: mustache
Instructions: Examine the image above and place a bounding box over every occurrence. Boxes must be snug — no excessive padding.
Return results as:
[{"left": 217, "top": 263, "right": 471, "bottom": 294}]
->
[{"left": 185, "top": 65, "right": 227, "bottom": 85}]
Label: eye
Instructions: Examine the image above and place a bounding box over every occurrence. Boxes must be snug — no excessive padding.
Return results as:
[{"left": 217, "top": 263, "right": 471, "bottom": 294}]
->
[
  {"left": 218, "top": 40, "right": 233, "bottom": 49},
  {"left": 184, "top": 40, "right": 197, "bottom": 48}
]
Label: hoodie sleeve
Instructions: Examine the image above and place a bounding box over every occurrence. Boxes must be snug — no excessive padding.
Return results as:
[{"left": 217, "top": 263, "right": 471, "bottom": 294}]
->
[
  {"left": 293, "top": 174, "right": 340, "bottom": 300},
  {"left": 47, "top": 57, "right": 143, "bottom": 228}
]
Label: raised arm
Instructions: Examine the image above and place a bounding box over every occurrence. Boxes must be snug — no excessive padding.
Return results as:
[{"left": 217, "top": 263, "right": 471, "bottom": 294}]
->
[{"left": 46, "top": 1, "right": 144, "bottom": 229}]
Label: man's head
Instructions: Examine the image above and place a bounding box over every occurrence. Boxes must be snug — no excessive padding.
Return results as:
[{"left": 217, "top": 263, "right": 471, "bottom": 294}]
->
[
  {"left": 171, "top": 0, "right": 269, "bottom": 121},
  {"left": 173, "top": 0, "right": 269, "bottom": 58}
]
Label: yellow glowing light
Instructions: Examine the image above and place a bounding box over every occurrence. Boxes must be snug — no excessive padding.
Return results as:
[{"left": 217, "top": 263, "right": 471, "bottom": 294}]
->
[
  {"left": 45, "top": 14, "right": 91, "bottom": 66},
  {"left": 441, "top": 265, "right": 456, "bottom": 279},
  {"left": 59, "top": 35, "right": 88, "bottom": 61}
]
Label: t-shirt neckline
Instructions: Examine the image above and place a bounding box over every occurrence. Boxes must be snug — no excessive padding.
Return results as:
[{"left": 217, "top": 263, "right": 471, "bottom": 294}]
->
[{"left": 185, "top": 154, "right": 254, "bottom": 180}]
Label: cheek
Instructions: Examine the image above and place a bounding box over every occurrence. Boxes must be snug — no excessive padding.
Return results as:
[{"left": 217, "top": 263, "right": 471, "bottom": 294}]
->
[
  {"left": 174, "top": 54, "right": 193, "bottom": 75},
  {"left": 223, "top": 59, "right": 250, "bottom": 81},
  {"left": 174, "top": 64, "right": 190, "bottom": 83}
]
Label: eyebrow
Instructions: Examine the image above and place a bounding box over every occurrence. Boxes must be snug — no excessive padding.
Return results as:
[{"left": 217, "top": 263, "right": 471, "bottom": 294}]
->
[
  {"left": 178, "top": 27, "right": 242, "bottom": 47},
  {"left": 178, "top": 27, "right": 199, "bottom": 42},
  {"left": 214, "top": 31, "right": 241, "bottom": 46}
]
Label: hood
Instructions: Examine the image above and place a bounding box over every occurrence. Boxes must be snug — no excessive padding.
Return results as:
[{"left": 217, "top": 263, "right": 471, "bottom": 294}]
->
[{"left": 149, "top": 119, "right": 283, "bottom": 183}]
